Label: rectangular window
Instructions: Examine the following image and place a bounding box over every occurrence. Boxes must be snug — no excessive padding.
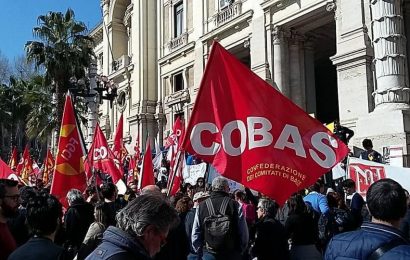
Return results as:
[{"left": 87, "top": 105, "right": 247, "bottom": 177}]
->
[
  {"left": 220, "top": 0, "right": 233, "bottom": 9},
  {"left": 174, "top": 2, "right": 183, "bottom": 37},
  {"left": 174, "top": 73, "right": 184, "bottom": 92}
]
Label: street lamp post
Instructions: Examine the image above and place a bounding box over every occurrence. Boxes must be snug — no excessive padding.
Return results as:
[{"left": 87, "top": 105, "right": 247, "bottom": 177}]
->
[
  {"left": 68, "top": 63, "right": 118, "bottom": 148},
  {"left": 87, "top": 63, "right": 98, "bottom": 147}
]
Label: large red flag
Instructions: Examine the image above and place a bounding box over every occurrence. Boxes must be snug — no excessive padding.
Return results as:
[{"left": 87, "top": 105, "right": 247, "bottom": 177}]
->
[
  {"left": 43, "top": 148, "right": 55, "bottom": 186},
  {"left": 181, "top": 42, "right": 349, "bottom": 205},
  {"left": 8, "top": 147, "right": 18, "bottom": 170},
  {"left": 112, "top": 114, "right": 128, "bottom": 166},
  {"left": 88, "top": 123, "right": 123, "bottom": 184},
  {"left": 51, "top": 93, "right": 87, "bottom": 203},
  {"left": 138, "top": 137, "right": 155, "bottom": 189},
  {"left": 0, "top": 158, "right": 15, "bottom": 179}
]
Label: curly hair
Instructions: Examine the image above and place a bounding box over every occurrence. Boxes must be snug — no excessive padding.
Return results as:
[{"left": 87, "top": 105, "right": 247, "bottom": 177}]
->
[{"left": 116, "top": 194, "right": 179, "bottom": 237}]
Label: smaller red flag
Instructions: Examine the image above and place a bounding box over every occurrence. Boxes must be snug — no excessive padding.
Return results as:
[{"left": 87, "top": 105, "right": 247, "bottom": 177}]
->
[
  {"left": 43, "top": 149, "right": 55, "bottom": 185},
  {"left": 127, "top": 156, "right": 137, "bottom": 185},
  {"left": 134, "top": 132, "right": 141, "bottom": 161},
  {"left": 8, "top": 147, "right": 18, "bottom": 170},
  {"left": 19, "top": 146, "right": 33, "bottom": 181},
  {"left": 165, "top": 117, "right": 185, "bottom": 148},
  {"left": 169, "top": 151, "right": 185, "bottom": 196},
  {"left": 112, "top": 114, "right": 128, "bottom": 167},
  {"left": 138, "top": 137, "right": 155, "bottom": 189},
  {"left": 87, "top": 123, "right": 123, "bottom": 184}
]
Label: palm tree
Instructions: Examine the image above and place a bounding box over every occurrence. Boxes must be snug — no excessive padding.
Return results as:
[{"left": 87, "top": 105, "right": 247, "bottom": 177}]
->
[
  {"left": 25, "top": 8, "right": 94, "bottom": 132},
  {"left": 23, "top": 75, "right": 55, "bottom": 142}
]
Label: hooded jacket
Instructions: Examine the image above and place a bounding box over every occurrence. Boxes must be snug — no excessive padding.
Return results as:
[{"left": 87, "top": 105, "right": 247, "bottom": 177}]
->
[{"left": 86, "top": 226, "right": 151, "bottom": 260}]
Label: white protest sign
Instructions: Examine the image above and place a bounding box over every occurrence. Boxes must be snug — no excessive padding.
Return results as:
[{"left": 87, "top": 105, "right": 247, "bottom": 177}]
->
[{"left": 183, "top": 162, "right": 207, "bottom": 185}]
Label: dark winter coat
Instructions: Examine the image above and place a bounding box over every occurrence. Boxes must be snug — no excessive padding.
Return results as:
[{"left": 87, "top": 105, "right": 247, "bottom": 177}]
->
[
  {"left": 85, "top": 226, "right": 151, "bottom": 260},
  {"left": 325, "top": 222, "right": 410, "bottom": 260}
]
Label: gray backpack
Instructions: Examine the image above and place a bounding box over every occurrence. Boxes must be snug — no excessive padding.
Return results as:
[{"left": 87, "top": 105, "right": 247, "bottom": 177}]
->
[{"left": 203, "top": 197, "right": 234, "bottom": 252}]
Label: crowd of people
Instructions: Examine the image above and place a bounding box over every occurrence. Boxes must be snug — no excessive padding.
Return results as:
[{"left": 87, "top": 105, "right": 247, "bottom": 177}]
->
[{"left": 2, "top": 169, "right": 410, "bottom": 260}]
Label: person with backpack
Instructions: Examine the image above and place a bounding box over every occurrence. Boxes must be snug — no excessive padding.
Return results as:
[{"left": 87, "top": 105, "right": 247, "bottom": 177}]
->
[
  {"left": 325, "top": 179, "right": 410, "bottom": 259},
  {"left": 191, "top": 177, "right": 249, "bottom": 260}
]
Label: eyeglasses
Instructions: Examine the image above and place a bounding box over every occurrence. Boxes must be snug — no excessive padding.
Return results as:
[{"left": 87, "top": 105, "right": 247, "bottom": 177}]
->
[{"left": 4, "top": 195, "right": 20, "bottom": 201}]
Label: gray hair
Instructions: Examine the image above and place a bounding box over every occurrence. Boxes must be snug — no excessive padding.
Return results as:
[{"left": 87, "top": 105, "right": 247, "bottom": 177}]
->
[
  {"left": 66, "top": 189, "right": 84, "bottom": 205},
  {"left": 258, "top": 198, "right": 278, "bottom": 217},
  {"left": 211, "top": 176, "right": 229, "bottom": 192},
  {"left": 116, "top": 194, "right": 179, "bottom": 237}
]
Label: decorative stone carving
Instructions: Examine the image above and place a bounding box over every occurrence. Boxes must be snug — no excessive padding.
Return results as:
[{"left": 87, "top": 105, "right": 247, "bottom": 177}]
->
[
  {"left": 325, "top": 0, "right": 337, "bottom": 12},
  {"left": 272, "top": 26, "right": 283, "bottom": 44},
  {"left": 371, "top": 0, "right": 410, "bottom": 109}
]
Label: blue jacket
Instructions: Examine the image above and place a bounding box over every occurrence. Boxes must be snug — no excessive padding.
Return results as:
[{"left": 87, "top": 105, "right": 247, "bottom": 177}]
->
[
  {"left": 86, "top": 226, "right": 151, "bottom": 260},
  {"left": 303, "top": 191, "right": 330, "bottom": 215},
  {"left": 325, "top": 222, "right": 410, "bottom": 260}
]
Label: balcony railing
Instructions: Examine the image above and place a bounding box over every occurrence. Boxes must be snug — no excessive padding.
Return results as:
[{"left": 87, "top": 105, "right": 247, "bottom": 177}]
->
[
  {"left": 167, "top": 32, "right": 188, "bottom": 52},
  {"left": 214, "top": 1, "right": 242, "bottom": 27}
]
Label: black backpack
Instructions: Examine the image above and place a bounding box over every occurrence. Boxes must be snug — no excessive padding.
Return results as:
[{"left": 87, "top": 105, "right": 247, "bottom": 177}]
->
[{"left": 203, "top": 197, "right": 234, "bottom": 252}]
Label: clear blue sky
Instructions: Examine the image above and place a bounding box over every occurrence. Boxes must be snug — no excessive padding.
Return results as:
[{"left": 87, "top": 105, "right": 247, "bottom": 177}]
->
[{"left": 0, "top": 0, "right": 102, "bottom": 61}]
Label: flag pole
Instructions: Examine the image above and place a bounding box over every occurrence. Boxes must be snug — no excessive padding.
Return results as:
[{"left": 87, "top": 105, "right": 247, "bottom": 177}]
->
[{"left": 166, "top": 150, "right": 183, "bottom": 197}]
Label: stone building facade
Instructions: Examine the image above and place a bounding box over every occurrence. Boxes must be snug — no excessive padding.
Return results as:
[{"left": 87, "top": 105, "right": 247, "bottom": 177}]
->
[{"left": 92, "top": 0, "right": 410, "bottom": 166}]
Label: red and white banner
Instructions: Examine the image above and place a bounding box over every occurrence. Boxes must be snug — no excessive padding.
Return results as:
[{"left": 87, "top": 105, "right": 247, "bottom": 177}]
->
[
  {"left": 181, "top": 42, "right": 349, "bottom": 205},
  {"left": 165, "top": 117, "right": 184, "bottom": 149},
  {"left": 88, "top": 124, "right": 123, "bottom": 184},
  {"left": 348, "top": 157, "right": 410, "bottom": 198}
]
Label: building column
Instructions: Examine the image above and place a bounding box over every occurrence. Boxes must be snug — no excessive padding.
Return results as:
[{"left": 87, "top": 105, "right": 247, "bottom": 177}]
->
[
  {"left": 304, "top": 39, "right": 317, "bottom": 115},
  {"left": 272, "top": 26, "right": 289, "bottom": 97},
  {"left": 299, "top": 37, "right": 306, "bottom": 110},
  {"left": 101, "top": 0, "right": 110, "bottom": 76},
  {"left": 371, "top": 0, "right": 410, "bottom": 110},
  {"left": 289, "top": 30, "right": 303, "bottom": 108}
]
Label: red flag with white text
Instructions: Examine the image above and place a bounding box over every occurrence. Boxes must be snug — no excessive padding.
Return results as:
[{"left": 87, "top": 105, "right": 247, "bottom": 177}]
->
[
  {"left": 87, "top": 123, "right": 123, "bottom": 184},
  {"left": 181, "top": 42, "right": 349, "bottom": 205},
  {"left": 138, "top": 137, "right": 155, "bottom": 189},
  {"left": 51, "top": 93, "right": 87, "bottom": 203},
  {"left": 165, "top": 117, "right": 185, "bottom": 148}
]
